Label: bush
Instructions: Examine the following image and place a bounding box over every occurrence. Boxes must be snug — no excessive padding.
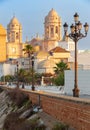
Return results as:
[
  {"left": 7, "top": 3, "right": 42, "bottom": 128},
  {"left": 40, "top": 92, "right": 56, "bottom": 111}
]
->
[
  {"left": 53, "top": 73, "right": 64, "bottom": 86},
  {"left": 8, "top": 88, "right": 30, "bottom": 108},
  {"left": 52, "top": 123, "right": 69, "bottom": 130}
]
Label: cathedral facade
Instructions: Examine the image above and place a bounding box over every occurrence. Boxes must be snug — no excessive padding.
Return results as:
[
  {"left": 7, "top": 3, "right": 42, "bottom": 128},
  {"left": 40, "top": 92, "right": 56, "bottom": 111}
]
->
[
  {"left": 0, "top": 24, "right": 6, "bottom": 62},
  {"left": 0, "top": 8, "right": 74, "bottom": 74}
]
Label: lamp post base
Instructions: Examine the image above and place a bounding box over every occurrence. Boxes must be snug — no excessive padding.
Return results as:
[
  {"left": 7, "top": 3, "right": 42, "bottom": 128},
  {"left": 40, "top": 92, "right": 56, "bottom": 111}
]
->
[
  {"left": 73, "top": 87, "right": 80, "bottom": 97},
  {"left": 32, "top": 86, "right": 35, "bottom": 91}
]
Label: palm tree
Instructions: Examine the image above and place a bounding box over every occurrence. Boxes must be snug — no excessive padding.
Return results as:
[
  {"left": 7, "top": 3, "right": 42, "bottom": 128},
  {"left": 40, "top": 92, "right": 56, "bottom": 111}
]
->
[
  {"left": 18, "top": 68, "right": 27, "bottom": 88},
  {"left": 23, "top": 44, "right": 34, "bottom": 57},
  {"left": 54, "top": 61, "right": 69, "bottom": 75},
  {"left": 22, "top": 44, "right": 34, "bottom": 69},
  {"left": 53, "top": 61, "right": 70, "bottom": 86}
]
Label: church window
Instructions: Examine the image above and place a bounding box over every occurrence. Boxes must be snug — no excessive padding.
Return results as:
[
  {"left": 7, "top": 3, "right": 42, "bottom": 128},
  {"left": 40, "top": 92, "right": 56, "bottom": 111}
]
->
[
  {"left": 46, "top": 27, "right": 49, "bottom": 33},
  {"left": 51, "top": 27, "right": 53, "bottom": 34},
  {"left": 12, "top": 24, "right": 14, "bottom": 27},
  {"left": 16, "top": 32, "right": 19, "bottom": 39},
  {"left": 56, "top": 26, "right": 58, "bottom": 33}
]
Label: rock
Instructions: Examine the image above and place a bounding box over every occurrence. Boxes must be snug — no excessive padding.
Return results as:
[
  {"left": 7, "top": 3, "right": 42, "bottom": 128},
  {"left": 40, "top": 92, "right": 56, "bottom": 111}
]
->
[
  {"left": 27, "top": 113, "right": 39, "bottom": 120},
  {"left": 0, "top": 114, "right": 7, "bottom": 129},
  {"left": 33, "top": 105, "right": 41, "bottom": 112},
  {"left": 19, "top": 108, "right": 33, "bottom": 119}
]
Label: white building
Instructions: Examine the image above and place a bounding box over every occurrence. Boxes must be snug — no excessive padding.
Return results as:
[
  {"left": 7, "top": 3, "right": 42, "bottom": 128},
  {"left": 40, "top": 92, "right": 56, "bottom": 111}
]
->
[
  {"left": 0, "top": 63, "right": 16, "bottom": 78},
  {"left": 78, "top": 50, "right": 90, "bottom": 69}
]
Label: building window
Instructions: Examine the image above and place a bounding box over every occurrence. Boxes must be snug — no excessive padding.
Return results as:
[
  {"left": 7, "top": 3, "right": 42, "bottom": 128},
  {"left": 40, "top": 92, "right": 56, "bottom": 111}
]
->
[
  {"left": 56, "top": 26, "right": 58, "bottom": 33},
  {"left": 12, "top": 24, "right": 14, "bottom": 27},
  {"left": 16, "top": 32, "right": 19, "bottom": 39},
  {"left": 12, "top": 47, "right": 16, "bottom": 53},
  {"left": 46, "top": 27, "right": 49, "bottom": 33},
  {"left": 51, "top": 27, "right": 53, "bottom": 34}
]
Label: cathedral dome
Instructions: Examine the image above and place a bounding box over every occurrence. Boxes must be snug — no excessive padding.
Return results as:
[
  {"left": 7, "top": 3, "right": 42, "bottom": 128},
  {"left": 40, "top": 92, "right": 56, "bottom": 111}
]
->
[
  {"left": 45, "top": 8, "right": 61, "bottom": 23},
  {"left": 48, "top": 8, "right": 59, "bottom": 17},
  {"left": 9, "top": 16, "right": 20, "bottom": 25},
  {"left": 0, "top": 24, "right": 6, "bottom": 35}
]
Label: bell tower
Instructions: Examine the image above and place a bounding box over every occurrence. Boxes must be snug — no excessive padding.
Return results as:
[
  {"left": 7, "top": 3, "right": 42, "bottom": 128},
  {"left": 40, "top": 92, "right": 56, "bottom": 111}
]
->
[
  {"left": 7, "top": 16, "right": 22, "bottom": 43},
  {"left": 44, "top": 8, "right": 62, "bottom": 41}
]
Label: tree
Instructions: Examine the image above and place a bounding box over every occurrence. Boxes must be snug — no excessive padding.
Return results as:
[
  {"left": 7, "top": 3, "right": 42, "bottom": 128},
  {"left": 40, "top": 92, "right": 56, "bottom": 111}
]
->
[
  {"left": 17, "top": 68, "right": 35, "bottom": 87},
  {"left": 54, "top": 61, "right": 69, "bottom": 75},
  {"left": 22, "top": 45, "right": 34, "bottom": 69},
  {"left": 22, "top": 44, "right": 34, "bottom": 57},
  {"left": 53, "top": 73, "right": 64, "bottom": 86},
  {"left": 0, "top": 75, "right": 15, "bottom": 82},
  {"left": 53, "top": 61, "right": 70, "bottom": 86}
]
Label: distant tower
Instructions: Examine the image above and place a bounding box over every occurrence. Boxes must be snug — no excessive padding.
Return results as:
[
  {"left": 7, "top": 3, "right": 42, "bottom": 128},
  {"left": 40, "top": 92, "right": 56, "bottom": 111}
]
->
[
  {"left": 7, "top": 16, "right": 22, "bottom": 43},
  {"left": 44, "top": 8, "right": 62, "bottom": 41}
]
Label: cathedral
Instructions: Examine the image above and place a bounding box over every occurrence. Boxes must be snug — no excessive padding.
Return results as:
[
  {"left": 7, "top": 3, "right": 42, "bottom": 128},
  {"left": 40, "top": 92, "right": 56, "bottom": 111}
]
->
[{"left": 0, "top": 9, "right": 75, "bottom": 74}]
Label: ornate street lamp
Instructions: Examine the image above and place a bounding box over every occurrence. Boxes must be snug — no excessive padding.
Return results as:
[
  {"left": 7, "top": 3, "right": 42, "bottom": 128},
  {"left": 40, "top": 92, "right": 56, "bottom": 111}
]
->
[
  {"left": 31, "top": 53, "right": 35, "bottom": 91},
  {"left": 16, "top": 61, "right": 19, "bottom": 88},
  {"left": 63, "top": 13, "right": 89, "bottom": 97}
]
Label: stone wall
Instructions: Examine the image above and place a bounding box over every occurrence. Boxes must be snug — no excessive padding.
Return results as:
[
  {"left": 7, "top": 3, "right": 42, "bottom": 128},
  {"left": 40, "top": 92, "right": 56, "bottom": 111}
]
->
[{"left": 23, "top": 90, "right": 90, "bottom": 130}]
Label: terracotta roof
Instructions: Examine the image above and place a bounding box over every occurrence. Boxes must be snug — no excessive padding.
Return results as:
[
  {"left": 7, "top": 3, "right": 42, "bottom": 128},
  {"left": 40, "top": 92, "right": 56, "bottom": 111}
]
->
[{"left": 49, "top": 46, "right": 70, "bottom": 53}]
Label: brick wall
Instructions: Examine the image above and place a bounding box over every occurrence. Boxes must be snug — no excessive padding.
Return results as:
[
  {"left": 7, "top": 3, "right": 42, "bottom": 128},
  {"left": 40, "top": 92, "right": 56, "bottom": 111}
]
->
[{"left": 20, "top": 89, "right": 90, "bottom": 130}]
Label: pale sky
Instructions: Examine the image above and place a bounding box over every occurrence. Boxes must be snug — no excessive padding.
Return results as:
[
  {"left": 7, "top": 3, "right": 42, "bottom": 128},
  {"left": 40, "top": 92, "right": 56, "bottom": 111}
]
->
[{"left": 0, "top": 0, "right": 90, "bottom": 50}]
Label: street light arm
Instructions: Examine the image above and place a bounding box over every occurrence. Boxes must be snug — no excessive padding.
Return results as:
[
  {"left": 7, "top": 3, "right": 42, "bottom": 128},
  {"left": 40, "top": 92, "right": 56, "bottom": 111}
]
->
[{"left": 68, "top": 32, "right": 87, "bottom": 42}]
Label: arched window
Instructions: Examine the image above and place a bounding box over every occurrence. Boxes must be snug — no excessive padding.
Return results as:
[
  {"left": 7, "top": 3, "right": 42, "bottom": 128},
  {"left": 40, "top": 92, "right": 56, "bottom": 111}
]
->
[
  {"left": 51, "top": 27, "right": 53, "bottom": 34},
  {"left": 16, "top": 32, "right": 19, "bottom": 39},
  {"left": 56, "top": 26, "right": 58, "bottom": 33}
]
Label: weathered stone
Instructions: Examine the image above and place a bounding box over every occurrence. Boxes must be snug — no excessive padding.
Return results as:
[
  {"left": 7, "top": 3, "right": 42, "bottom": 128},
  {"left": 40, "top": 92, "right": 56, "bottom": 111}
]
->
[{"left": 19, "top": 108, "right": 33, "bottom": 119}]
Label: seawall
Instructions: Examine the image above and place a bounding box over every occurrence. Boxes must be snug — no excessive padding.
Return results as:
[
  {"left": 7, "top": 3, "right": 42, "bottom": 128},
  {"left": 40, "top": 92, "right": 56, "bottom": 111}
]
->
[{"left": 23, "top": 89, "right": 90, "bottom": 130}]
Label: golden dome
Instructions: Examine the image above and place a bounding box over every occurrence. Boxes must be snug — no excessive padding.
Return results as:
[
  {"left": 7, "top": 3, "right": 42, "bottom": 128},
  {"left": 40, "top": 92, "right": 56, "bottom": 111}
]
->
[
  {"left": 0, "top": 24, "right": 6, "bottom": 35},
  {"left": 9, "top": 16, "right": 20, "bottom": 25},
  {"left": 48, "top": 8, "right": 59, "bottom": 17},
  {"left": 45, "top": 8, "right": 60, "bottom": 22}
]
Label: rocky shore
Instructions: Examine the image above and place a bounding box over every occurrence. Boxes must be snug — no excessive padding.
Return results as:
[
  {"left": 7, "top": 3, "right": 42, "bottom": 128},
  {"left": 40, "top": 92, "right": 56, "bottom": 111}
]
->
[{"left": 0, "top": 87, "right": 75, "bottom": 130}]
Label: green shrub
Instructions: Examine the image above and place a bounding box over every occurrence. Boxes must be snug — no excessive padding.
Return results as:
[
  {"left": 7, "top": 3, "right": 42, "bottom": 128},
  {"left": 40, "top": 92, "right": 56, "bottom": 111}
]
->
[
  {"left": 52, "top": 123, "right": 69, "bottom": 130},
  {"left": 53, "top": 73, "right": 64, "bottom": 86}
]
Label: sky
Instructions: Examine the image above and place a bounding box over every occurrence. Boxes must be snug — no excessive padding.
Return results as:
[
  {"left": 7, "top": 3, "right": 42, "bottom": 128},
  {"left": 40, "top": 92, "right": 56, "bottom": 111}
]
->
[{"left": 0, "top": 0, "right": 90, "bottom": 50}]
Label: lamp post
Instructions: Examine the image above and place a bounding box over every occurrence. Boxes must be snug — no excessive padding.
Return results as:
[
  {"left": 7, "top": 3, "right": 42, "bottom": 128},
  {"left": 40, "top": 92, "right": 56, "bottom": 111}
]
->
[
  {"left": 63, "top": 13, "right": 89, "bottom": 97},
  {"left": 16, "top": 61, "right": 19, "bottom": 88},
  {"left": 31, "top": 53, "right": 35, "bottom": 91}
]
